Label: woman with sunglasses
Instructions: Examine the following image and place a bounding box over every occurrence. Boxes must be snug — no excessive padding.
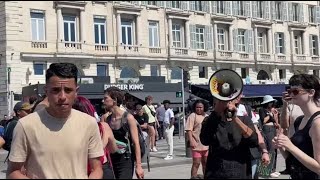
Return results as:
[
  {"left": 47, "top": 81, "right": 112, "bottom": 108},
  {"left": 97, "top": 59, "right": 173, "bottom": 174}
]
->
[
  {"left": 259, "top": 95, "right": 280, "bottom": 178},
  {"left": 273, "top": 74, "right": 320, "bottom": 179}
]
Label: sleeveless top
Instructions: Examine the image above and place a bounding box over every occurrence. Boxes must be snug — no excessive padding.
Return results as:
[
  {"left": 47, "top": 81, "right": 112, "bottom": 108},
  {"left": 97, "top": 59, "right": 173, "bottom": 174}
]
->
[{"left": 286, "top": 111, "right": 320, "bottom": 179}]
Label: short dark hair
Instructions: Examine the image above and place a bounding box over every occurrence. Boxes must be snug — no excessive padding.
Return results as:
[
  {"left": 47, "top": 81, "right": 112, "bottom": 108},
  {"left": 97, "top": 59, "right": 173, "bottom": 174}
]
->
[
  {"left": 104, "top": 87, "right": 125, "bottom": 107},
  {"left": 192, "top": 99, "right": 209, "bottom": 112},
  {"left": 163, "top": 100, "right": 170, "bottom": 104},
  {"left": 289, "top": 74, "right": 320, "bottom": 103},
  {"left": 46, "top": 63, "right": 78, "bottom": 84}
]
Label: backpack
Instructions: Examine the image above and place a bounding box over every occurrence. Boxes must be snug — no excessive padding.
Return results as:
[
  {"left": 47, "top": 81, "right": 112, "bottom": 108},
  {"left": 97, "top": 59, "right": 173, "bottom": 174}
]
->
[
  {"left": 3, "top": 117, "right": 18, "bottom": 152},
  {"left": 108, "top": 112, "right": 146, "bottom": 159}
]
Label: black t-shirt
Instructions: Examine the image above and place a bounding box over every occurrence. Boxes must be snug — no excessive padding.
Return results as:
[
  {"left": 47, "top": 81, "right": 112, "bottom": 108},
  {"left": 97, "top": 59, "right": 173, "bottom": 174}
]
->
[{"left": 134, "top": 113, "right": 149, "bottom": 126}]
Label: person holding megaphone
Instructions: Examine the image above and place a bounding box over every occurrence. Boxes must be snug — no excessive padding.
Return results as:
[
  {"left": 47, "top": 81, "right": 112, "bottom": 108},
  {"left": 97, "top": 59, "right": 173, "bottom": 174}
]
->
[{"left": 200, "top": 69, "right": 259, "bottom": 179}]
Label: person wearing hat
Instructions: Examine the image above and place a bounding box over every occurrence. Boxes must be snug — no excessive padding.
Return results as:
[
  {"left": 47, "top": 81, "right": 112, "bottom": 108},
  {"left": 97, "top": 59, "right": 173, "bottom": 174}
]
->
[{"left": 259, "top": 95, "right": 280, "bottom": 178}]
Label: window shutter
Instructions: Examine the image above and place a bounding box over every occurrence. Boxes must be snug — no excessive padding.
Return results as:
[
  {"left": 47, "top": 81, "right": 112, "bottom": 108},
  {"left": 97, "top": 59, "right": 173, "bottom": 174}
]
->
[
  {"left": 141, "top": 1, "right": 148, "bottom": 5},
  {"left": 316, "top": 6, "right": 320, "bottom": 24},
  {"left": 182, "top": 1, "right": 188, "bottom": 10},
  {"left": 225, "top": 1, "right": 232, "bottom": 15},
  {"left": 166, "top": 1, "right": 172, "bottom": 8},
  {"left": 248, "top": 30, "right": 253, "bottom": 53},
  {"left": 275, "top": 33, "right": 279, "bottom": 54},
  {"left": 205, "top": 25, "right": 213, "bottom": 50},
  {"left": 156, "top": 1, "right": 165, "bottom": 7},
  {"left": 233, "top": 29, "right": 238, "bottom": 52},
  {"left": 202, "top": 1, "right": 210, "bottom": 13},
  {"left": 105, "top": 18, "right": 108, "bottom": 45},
  {"left": 233, "top": 1, "right": 238, "bottom": 16},
  {"left": 212, "top": 1, "right": 217, "bottom": 14},
  {"left": 282, "top": 2, "right": 288, "bottom": 21},
  {"left": 310, "top": 35, "right": 313, "bottom": 56},
  {"left": 252, "top": 1, "right": 257, "bottom": 18},
  {"left": 190, "top": 24, "right": 196, "bottom": 49},
  {"left": 245, "top": 1, "right": 251, "bottom": 17},
  {"left": 283, "top": 33, "right": 286, "bottom": 54},
  {"left": 244, "top": 30, "right": 249, "bottom": 53},
  {"left": 271, "top": 1, "right": 276, "bottom": 20},
  {"left": 264, "top": 1, "right": 270, "bottom": 19},
  {"left": 317, "top": 36, "right": 319, "bottom": 55},
  {"left": 299, "top": 3, "right": 304, "bottom": 23},
  {"left": 288, "top": 3, "right": 293, "bottom": 22}
]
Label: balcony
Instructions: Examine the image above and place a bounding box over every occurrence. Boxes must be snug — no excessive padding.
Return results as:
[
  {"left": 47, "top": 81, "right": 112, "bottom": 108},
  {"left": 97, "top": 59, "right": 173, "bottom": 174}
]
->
[
  {"left": 219, "top": 51, "right": 233, "bottom": 58},
  {"left": 171, "top": 47, "right": 188, "bottom": 56},
  {"left": 275, "top": 54, "right": 286, "bottom": 61},
  {"left": 64, "top": 42, "right": 82, "bottom": 49},
  {"left": 239, "top": 53, "right": 249, "bottom": 59},
  {"left": 149, "top": 47, "right": 161, "bottom": 54},
  {"left": 95, "top": 44, "right": 108, "bottom": 51},
  {"left": 259, "top": 53, "right": 271, "bottom": 60},
  {"left": 118, "top": 44, "right": 139, "bottom": 55},
  {"left": 295, "top": 55, "right": 306, "bottom": 61},
  {"left": 31, "top": 41, "right": 47, "bottom": 48},
  {"left": 312, "top": 56, "right": 319, "bottom": 62},
  {"left": 197, "top": 50, "right": 207, "bottom": 57}
]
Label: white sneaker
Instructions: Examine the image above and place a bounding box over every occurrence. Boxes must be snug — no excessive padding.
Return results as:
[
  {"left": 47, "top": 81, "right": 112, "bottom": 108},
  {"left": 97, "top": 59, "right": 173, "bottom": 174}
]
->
[
  {"left": 270, "top": 172, "right": 280, "bottom": 178},
  {"left": 164, "top": 155, "right": 173, "bottom": 160},
  {"left": 274, "top": 172, "right": 281, "bottom": 176},
  {"left": 152, "top": 147, "right": 158, "bottom": 152}
]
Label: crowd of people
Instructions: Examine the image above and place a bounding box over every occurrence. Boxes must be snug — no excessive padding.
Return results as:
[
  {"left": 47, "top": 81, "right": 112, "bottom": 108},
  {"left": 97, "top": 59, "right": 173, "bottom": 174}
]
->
[{"left": 0, "top": 62, "right": 319, "bottom": 179}]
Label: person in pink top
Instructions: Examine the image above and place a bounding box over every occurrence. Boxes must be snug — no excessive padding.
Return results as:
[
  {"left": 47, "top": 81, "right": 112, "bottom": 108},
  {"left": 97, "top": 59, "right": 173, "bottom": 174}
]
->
[{"left": 185, "top": 100, "right": 209, "bottom": 178}]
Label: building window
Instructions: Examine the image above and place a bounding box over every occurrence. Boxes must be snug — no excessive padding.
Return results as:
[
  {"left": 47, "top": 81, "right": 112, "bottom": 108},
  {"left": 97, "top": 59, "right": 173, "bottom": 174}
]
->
[
  {"left": 276, "top": 33, "right": 285, "bottom": 54},
  {"left": 311, "top": 35, "right": 319, "bottom": 56},
  {"left": 195, "top": 1, "right": 203, "bottom": 11},
  {"left": 31, "top": 11, "right": 45, "bottom": 41},
  {"left": 309, "top": 6, "right": 315, "bottom": 23},
  {"left": 217, "top": 28, "right": 226, "bottom": 51},
  {"left": 293, "top": 3, "right": 299, "bottom": 22},
  {"left": 294, "top": 34, "right": 302, "bottom": 54},
  {"left": 148, "top": 1, "right": 156, "bottom": 5},
  {"left": 171, "top": 67, "right": 182, "bottom": 80},
  {"left": 172, "top": 24, "right": 182, "bottom": 47},
  {"left": 257, "top": 2, "right": 263, "bottom": 18},
  {"left": 275, "top": 2, "right": 281, "bottom": 20},
  {"left": 63, "top": 15, "right": 77, "bottom": 42},
  {"left": 94, "top": 18, "right": 106, "bottom": 45},
  {"left": 217, "top": 1, "right": 224, "bottom": 14},
  {"left": 199, "top": 66, "right": 206, "bottom": 78},
  {"left": 149, "top": 21, "right": 159, "bottom": 47},
  {"left": 172, "top": 1, "right": 181, "bottom": 9},
  {"left": 313, "top": 70, "right": 319, "bottom": 77},
  {"left": 121, "top": 19, "right": 133, "bottom": 45},
  {"left": 257, "top": 32, "right": 267, "bottom": 53},
  {"left": 195, "top": 26, "right": 205, "bottom": 49},
  {"left": 238, "top": 29, "right": 246, "bottom": 52},
  {"left": 150, "top": 65, "right": 159, "bottom": 76},
  {"left": 241, "top": 68, "right": 247, "bottom": 78},
  {"left": 279, "top": 69, "right": 286, "bottom": 79},
  {"left": 34, "top": 63, "right": 44, "bottom": 75},
  {"left": 97, "top": 64, "right": 108, "bottom": 76},
  {"left": 237, "top": 1, "right": 245, "bottom": 16}
]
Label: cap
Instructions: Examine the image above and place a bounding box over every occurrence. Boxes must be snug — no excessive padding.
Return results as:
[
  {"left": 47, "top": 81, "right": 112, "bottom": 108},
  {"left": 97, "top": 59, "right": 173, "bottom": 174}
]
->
[{"left": 14, "top": 102, "right": 32, "bottom": 112}]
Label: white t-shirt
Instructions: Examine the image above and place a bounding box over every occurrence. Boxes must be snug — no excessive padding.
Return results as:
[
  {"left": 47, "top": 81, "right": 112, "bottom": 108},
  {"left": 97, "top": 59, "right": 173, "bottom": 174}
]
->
[
  {"left": 237, "top": 104, "right": 258, "bottom": 124},
  {"left": 164, "top": 108, "right": 174, "bottom": 124}
]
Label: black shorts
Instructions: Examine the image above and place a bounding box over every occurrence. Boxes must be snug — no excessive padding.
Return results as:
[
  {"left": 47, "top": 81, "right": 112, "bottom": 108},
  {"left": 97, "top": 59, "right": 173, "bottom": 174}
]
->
[{"left": 148, "top": 122, "right": 156, "bottom": 128}]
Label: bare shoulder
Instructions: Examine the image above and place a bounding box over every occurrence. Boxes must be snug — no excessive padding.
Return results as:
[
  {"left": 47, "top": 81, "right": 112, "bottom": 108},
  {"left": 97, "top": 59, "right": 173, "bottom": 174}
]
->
[{"left": 310, "top": 115, "right": 320, "bottom": 137}]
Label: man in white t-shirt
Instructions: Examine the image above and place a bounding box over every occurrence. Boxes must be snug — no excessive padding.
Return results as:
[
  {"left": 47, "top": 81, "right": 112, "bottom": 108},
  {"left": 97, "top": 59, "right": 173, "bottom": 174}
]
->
[
  {"left": 163, "top": 100, "right": 175, "bottom": 160},
  {"left": 7, "top": 63, "right": 104, "bottom": 179}
]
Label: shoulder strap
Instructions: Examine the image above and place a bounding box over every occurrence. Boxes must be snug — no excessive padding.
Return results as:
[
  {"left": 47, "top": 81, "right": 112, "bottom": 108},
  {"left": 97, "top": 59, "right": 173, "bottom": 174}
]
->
[
  {"left": 294, "top": 115, "right": 304, "bottom": 132},
  {"left": 305, "top": 111, "right": 320, "bottom": 130}
]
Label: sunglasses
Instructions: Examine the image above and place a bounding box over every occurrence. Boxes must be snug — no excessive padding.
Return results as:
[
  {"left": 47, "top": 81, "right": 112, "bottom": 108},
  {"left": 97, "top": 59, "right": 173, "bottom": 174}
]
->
[{"left": 287, "top": 88, "right": 308, "bottom": 96}]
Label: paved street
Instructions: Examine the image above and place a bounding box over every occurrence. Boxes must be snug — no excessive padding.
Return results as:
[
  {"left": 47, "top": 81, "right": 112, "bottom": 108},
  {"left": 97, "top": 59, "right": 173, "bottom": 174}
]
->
[{"left": 0, "top": 135, "right": 290, "bottom": 179}]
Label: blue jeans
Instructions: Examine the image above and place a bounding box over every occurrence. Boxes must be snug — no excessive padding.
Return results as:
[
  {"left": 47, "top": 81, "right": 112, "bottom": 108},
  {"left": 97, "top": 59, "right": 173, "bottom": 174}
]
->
[{"left": 252, "top": 159, "right": 258, "bottom": 179}]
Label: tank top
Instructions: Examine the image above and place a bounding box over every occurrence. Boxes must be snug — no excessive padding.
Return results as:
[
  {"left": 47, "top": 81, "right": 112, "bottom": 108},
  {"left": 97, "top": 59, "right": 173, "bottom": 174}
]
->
[{"left": 286, "top": 111, "right": 320, "bottom": 179}]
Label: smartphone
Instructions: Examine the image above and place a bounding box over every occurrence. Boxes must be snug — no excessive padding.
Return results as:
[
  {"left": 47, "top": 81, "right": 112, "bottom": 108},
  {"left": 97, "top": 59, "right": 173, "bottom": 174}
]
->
[{"left": 285, "top": 85, "right": 291, "bottom": 91}]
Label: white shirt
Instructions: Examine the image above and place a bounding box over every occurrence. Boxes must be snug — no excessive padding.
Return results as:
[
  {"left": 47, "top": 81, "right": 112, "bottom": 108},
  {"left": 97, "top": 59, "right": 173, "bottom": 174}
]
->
[
  {"left": 237, "top": 104, "right": 259, "bottom": 124},
  {"left": 164, "top": 108, "right": 174, "bottom": 124}
]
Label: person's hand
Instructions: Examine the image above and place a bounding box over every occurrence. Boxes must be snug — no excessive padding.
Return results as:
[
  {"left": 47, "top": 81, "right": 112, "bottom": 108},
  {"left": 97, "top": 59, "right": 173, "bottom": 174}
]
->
[
  {"left": 271, "top": 108, "right": 278, "bottom": 116},
  {"left": 190, "top": 139, "right": 197, "bottom": 149},
  {"left": 282, "top": 91, "right": 292, "bottom": 103},
  {"left": 275, "top": 133, "right": 294, "bottom": 151},
  {"left": 135, "top": 165, "right": 144, "bottom": 179},
  {"left": 261, "top": 152, "right": 270, "bottom": 166}
]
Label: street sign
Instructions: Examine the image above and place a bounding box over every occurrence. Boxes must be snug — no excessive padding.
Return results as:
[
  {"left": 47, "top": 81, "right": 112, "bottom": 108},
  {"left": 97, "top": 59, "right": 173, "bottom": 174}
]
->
[
  {"left": 176, "top": 91, "right": 182, "bottom": 98},
  {"left": 7, "top": 67, "right": 11, "bottom": 72}
]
